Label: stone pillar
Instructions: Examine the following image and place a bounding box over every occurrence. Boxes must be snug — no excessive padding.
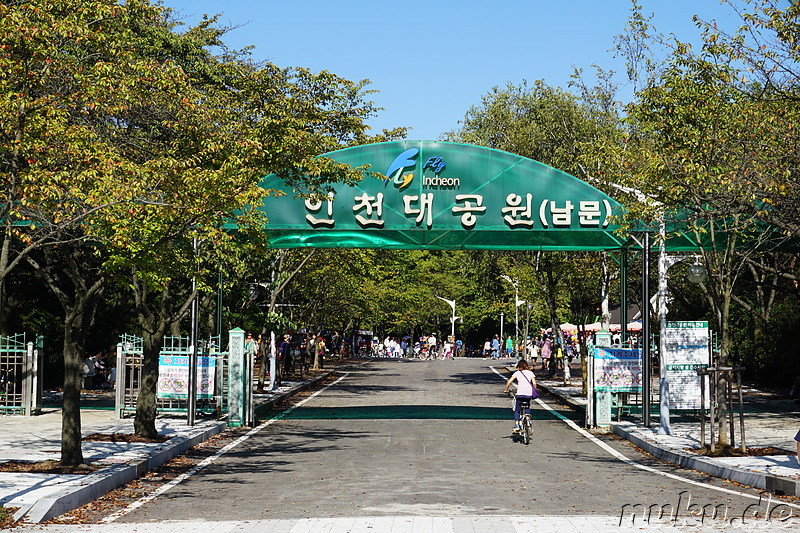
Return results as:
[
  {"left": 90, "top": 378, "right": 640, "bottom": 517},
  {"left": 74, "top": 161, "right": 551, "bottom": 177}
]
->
[
  {"left": 24, "top": 342, "right": 33, "bottom": 416},
  {"left": 115, "top": 343, "right": 125, "bottom": 419},
  {"left": 227, "top": 328, "right": 253, "bottom": 427}
]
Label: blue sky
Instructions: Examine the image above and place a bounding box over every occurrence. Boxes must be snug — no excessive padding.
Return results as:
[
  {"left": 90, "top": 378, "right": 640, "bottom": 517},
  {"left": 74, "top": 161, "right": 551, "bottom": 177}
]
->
[{"left": 161, "top": 0, "right": 743, "bottom": 141}]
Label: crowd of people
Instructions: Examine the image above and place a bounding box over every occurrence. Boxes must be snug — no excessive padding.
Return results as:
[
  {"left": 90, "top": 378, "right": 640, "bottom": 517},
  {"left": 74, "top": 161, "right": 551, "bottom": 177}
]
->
[
  {"left": 244, "top": 329, "right": 348, "bottom": 381},
  {"left": 350, "top": 333, "right": 463, "bottom": 359},
  {"left": 481, "top": 333, "right": 582, "bottom": 368},
  {"left": 242, "top": 328, "right": 601, "bottom": 382}
]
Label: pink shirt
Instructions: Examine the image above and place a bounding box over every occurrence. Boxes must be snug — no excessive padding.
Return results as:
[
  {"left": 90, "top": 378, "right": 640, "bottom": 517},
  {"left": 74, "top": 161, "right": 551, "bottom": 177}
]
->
[{"left": 513, "top": 370, "right": 536, "bottom": 397}]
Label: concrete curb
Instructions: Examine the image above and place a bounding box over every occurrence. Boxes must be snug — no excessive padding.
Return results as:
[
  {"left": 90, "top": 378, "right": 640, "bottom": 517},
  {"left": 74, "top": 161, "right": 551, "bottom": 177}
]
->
[
  {"left": 537, "top": 383, "right": 586, "bottom": 412},
  {"left": 612, "top": 423, "right": 800, "bottom": 497},
  {"left": 23, "top": 421, "right": 227, "bottom": 523},
  {"left": 538, "top": 381, "right": 800, "bottom": 498},
  {"left": 20, "top": 369, "right": 339, "bottom": 523}
]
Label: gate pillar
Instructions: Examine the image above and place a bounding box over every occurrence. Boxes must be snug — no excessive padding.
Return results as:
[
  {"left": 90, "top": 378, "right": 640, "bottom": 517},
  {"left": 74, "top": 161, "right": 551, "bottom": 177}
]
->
[{"left": 227, "top": 328, "right": 253, "bottom": 427}]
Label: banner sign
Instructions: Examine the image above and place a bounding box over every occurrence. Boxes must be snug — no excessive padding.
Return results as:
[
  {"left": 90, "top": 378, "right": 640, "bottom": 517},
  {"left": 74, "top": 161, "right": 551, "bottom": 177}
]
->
[
  {"left": 157, "top": 355, "right": 215, "bottom": 399},
  {"left": 664, "top": 321, "right": 710, "bottom": 410},
  {"left": 593, "top": 347, "right": 642, "bottom": 392},
  {"left": 259, "top": 141, "right": 625, "bottom": 251}
]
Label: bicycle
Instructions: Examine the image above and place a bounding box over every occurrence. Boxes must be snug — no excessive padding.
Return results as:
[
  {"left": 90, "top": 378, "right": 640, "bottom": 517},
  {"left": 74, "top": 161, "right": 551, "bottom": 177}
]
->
[{"left": 509, "top": 393, "right": 533, "bottom": 445}]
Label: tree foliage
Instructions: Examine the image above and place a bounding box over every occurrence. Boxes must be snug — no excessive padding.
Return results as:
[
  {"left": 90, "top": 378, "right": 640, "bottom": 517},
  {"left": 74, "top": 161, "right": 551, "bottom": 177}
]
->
[{"left": 1, "top": 0, "right": 400, "bottom": 458}]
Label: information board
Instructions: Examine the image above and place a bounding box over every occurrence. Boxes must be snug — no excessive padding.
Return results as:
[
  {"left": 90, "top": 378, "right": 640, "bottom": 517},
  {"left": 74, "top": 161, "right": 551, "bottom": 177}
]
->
[
  {"left": 593, "top": 347, "right": 642, "bottom": 392},
  {"left": 157, "top": 355, "right": 215, "bottom": 399},
  {"left": 664, "top": 321, "right": 710, "bottom": 410}
]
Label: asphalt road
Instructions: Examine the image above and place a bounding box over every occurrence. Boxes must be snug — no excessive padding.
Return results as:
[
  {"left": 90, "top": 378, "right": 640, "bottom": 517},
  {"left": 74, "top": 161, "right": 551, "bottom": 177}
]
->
[{"left": 113, "top": 358, "right": 796, "bottom": 525}]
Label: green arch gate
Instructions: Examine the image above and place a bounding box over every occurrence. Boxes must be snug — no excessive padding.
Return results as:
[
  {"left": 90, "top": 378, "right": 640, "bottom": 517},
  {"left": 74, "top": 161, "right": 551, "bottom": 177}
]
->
[
  {"left": 259, "top": 141, "right": 625, "bottom": 251},
  {"left": 252, "top": 141, "right": 634, "bottom": 428}
]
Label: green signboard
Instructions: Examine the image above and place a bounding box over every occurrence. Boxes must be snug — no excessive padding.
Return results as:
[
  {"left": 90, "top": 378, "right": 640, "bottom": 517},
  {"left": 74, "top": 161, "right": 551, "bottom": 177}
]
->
[{"left": 259, "top": 141, "right": 625, "bottom": 251}]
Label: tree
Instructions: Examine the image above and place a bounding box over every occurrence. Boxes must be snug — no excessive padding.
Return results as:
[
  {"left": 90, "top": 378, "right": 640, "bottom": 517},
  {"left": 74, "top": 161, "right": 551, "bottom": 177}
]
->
[
  {"left": 446, "top": 79, "right": 622, "bottom": 178},
  {"left": 0, "top": 0, "right": 399, "bottom": 459},
  {"left": 0, "top": 1, "right": 140, "bottom": 317},
  {"left": 447, "top": 79, "right": 624, "bottom": 381},
  {"left": 589, "top": 0, "right": 800, "bottom": 445},
  {"left": 0, "top": 0, "right": 204, "bottom": 465},
  {"left": 95, "top": 4, "right": 395, "bottom": 437},
  {"left": 689, "top": 0, "right": 800, "bottom": 238}
]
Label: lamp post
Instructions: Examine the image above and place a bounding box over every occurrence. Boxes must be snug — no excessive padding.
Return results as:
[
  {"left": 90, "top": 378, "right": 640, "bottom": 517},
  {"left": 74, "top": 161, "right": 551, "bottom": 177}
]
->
[
  {"left": 500, "top": 275, "right": 520, "bottom": 349},
  {"left": 657, "top": 224, "right": 706, "bottom": 435},
  {"left": 188, "top": 237, "right": 200, "bottom": 427},
  {"left": 516, "top": 299, "right": 526, "bottom": 357},
  {"left": 435, "top": 296, "right": 459, "bottom": 338}
]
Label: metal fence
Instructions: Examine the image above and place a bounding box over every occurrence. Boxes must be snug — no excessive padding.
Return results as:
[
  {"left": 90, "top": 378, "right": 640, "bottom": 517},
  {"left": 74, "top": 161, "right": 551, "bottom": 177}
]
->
[
  {"left": 0, "top": 334, "right": 43, "bottom": 416},
  {"left": 115, "top": 334, "right": 228, "bottom": 419}
]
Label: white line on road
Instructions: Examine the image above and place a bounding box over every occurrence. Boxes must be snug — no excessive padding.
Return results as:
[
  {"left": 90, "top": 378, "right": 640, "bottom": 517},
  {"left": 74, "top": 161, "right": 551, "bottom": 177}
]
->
[
  {"left": 489, "top": 365, "right": 800, "bottom": 510},
  {"left": 102, "top": 373, "right": 351, "bottom": 523}
]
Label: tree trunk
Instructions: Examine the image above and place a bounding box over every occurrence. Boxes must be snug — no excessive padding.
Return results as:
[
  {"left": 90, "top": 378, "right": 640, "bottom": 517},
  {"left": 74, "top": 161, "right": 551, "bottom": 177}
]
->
[
  {"left": 535, "top": 252, "right": 567, "bottom": 380},
  {"left": 751, "top": 317, "right": 766, "bottom": 382},
  {"left": 578, "top": 324, "right": 589, "bottom": 395},
  {"left": 698, "top": 226, "right": 741, "bottom": 448},
  {"left": 600, "top": 252, "right": 612, "bottom": 329},
  {"left": 715, "top": 308, "right": 733, "bottom": 446},
  {"left": 134, "top": 328, "right": 163, "bottom": 439},
  {"left": 27, "top": 248, "right": 103, "bottom": 466},
  {"left": 131, "top": 272, "right": 196, "bottom": 439},
  {"left": 61, "top": 314, "right": 86, "bottom": 466}
]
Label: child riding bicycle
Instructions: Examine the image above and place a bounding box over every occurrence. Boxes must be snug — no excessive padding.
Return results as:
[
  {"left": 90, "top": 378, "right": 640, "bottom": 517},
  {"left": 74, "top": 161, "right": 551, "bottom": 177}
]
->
[{"left": 503, "top": 359, "right": 538, "bottom": 433}]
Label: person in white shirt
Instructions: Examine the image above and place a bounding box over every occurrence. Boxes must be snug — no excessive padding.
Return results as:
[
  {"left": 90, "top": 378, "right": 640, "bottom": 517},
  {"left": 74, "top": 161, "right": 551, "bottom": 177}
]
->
[
  {"left": 503, "top": 359, "right": 538, "bottom": 433},
  {"left": 427, "top": 334, "right": 437, "bottom": 357}
]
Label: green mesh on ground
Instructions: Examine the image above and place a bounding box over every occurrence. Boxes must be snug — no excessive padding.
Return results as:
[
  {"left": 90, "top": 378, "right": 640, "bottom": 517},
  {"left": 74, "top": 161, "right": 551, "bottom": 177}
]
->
[{"left": 280, "top": 405, "right": 564, "bottom": 421}]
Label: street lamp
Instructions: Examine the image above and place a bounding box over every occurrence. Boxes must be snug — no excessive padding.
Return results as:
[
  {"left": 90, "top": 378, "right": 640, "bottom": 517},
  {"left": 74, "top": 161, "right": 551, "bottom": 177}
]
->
[
  {"left": 500, "top": 275, "right": 520, "bottom": 349},
  {"left": 516, "top": 299, "right": 527, "bottom": 355},
  {"left": 657, "top": 228, "right": 707, "bottom": 435},
  {"left": 687, "top": 263, "right": 708, "bottom": 284},
  {"left": 435, "top": 295, "right": 459, "bottom": 338}
]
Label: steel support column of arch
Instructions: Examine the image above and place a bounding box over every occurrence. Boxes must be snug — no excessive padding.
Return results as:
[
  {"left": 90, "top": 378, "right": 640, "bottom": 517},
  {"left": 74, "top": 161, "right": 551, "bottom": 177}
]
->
[
  {"left": 641, "top": 233, "right": 651, "bottom": 428},
  {"left": 620, "top": 251, "right": 628, "bottom": 344}
]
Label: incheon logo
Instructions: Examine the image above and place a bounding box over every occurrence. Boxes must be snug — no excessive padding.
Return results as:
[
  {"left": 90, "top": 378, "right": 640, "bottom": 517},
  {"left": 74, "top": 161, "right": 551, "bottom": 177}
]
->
[{"left": 386, "top": 148, "right": 419, "bottom": 189}]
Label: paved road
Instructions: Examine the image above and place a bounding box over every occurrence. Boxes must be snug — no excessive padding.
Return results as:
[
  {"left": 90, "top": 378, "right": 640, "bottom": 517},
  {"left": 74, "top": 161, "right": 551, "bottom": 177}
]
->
[{"left": 63, "top": 357, "right": 789, "bottom": 530}]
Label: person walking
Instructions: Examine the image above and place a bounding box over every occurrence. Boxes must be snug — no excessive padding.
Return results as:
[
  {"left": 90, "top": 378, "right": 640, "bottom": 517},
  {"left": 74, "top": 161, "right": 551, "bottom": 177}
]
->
[
  {"left": 427, "top": 333, "right": 438, "bottom": 358},
  {"left": 550, "top": 341, "right": 562, "bottom": 378},
  {"left": 530, "top": 337, "right": 539, "bottom": 365},
  {"left": 245, "top": 332, "right": 258, "bottom": 361},
  {"left": 540, "top": 336, "right": 552, "bottom": 371},
  {"left": 491, "top": 335, "right": 501, "bottom": 360}
]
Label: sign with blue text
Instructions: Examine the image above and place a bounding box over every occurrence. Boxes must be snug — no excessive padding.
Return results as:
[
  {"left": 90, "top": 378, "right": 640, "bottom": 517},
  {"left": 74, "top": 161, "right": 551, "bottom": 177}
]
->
[
  {"left": 593, "top": 347, "right": 643, "bottom": 392},
  {"left": 157, "top": 355, "right": 215, "bottom": 400}
]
